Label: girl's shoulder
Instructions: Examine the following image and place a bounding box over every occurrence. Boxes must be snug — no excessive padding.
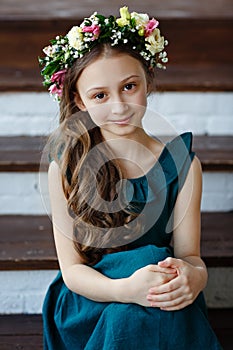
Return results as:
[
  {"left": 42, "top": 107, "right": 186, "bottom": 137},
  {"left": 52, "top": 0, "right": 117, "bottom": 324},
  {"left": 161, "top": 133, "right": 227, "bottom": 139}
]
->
[
  {"left": 146, "top": 132, "right": 197, "bottom": 191},
  {"left": 149, "top": 132, "right": 195, "bottom": 170},
  {"left": 152, "top": 132, "right": 194, "bottom": 154}
]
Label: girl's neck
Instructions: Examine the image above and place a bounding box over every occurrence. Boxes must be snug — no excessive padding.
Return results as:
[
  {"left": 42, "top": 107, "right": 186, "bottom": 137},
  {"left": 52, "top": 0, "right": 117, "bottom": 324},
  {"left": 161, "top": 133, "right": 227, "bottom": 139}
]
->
[
  {"left": 101, "top": 127, "right": 150, "bottom": 159},
  {"left": 100, "top": 127, "right": 164, "bottom": 179}
]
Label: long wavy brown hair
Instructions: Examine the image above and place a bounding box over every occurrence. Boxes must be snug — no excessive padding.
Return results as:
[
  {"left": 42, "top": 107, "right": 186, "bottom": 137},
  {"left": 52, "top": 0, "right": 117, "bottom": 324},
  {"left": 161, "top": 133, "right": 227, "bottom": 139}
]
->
[{"left": 48, "top": 43, "right": 156, "bottom": 265}]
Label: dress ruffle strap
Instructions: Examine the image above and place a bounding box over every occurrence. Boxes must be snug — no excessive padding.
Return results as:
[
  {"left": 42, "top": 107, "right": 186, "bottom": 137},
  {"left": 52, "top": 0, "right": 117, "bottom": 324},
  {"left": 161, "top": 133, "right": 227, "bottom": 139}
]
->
[{"left": 127, "top": 132, "right": 195, "bottom": 204}]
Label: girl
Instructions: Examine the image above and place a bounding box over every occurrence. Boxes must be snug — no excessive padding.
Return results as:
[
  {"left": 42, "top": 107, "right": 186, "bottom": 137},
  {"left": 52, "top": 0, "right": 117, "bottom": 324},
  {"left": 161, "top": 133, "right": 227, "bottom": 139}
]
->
[{"left": 40, "top": 7, "right": 222, "bottom": 349}]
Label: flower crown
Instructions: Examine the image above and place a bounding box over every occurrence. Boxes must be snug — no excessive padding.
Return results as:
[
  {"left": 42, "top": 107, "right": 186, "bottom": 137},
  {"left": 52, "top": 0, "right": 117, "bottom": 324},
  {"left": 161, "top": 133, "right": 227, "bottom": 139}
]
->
[{"left": 39, "top": 6, "right": 168, "bottom": 100}]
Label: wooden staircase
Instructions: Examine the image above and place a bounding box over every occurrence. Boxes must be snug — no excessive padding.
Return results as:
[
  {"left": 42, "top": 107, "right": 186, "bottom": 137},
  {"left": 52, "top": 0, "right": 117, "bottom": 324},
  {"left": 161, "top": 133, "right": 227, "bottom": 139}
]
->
[
  {"left": 1, "top": 0, "right": 233, "bottom": 92},
  {"left": 0, "top": 1, "right": 233, "bottom": 349},
  {"left": 1, "top": 309, "right": 233, "bottom": 349},
  {"left": 0, "top": 136, "right": 233, "bottom": 271}
]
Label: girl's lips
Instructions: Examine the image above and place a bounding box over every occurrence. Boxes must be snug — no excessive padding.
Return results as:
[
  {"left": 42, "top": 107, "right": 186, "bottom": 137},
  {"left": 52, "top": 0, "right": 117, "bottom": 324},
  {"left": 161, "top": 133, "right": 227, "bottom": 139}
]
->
[{"left": 111, "top": 116, "right": 132, "bottom": 125}]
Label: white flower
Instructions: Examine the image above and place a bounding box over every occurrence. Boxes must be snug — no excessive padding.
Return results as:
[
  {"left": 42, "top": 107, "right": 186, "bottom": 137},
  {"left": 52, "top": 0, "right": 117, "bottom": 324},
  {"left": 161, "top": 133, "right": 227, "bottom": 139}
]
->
[
  {"left": 43, "top": 45, "right": 55, "bottom": 57},
  {"left": 145, "top": 28, "right": 164, "bottom": 55},
  {"left": 67, "top": 26, "right": 84, "bottom": 51},
  {"left": 64, "top": 51, "right": 70, "bottom": 61},
  {"left": 131, "top": 12, "right": 149, "bottom": 28}
]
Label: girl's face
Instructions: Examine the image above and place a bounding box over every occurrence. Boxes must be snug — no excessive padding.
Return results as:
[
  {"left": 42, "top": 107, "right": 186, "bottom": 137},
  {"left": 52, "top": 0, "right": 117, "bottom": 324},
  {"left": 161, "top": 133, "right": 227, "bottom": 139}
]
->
[{"left": 75, "top": 53, "right": 148, "bottom": 140}]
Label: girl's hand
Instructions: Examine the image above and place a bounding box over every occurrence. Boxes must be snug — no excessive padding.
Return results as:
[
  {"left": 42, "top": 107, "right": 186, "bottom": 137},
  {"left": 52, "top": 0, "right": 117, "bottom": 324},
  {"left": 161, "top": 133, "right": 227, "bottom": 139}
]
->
[
  {"left": 127, "top": 264, "right": 177, "bottom": 307},
  {"left": 146, "top": 257, "right": 206, "bottom": 311}
]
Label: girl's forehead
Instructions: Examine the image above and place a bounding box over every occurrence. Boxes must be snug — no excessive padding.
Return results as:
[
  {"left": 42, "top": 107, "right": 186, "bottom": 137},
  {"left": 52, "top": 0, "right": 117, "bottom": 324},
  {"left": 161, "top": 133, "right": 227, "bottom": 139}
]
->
[{"left": 77, "top": 54, "right": 145, "bottom": 87}]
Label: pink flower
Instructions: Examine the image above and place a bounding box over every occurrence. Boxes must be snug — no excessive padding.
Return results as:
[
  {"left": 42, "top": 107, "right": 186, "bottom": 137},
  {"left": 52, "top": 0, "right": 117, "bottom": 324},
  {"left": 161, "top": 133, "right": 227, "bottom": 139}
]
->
[
  {"left": 50, "top": 69, "right": 67, "bottom": 85},
  {"left": 49, "top": 69, "right": 67, "bottom": 98},
  {"left": 82, "top": 24, "right": 101, "bottom": 40},
  {"left": 49, "top": 84, "right": 63, "bottom": 98},
  {"left": 145, "top": 19, "right": 159, "bottom": 37}
]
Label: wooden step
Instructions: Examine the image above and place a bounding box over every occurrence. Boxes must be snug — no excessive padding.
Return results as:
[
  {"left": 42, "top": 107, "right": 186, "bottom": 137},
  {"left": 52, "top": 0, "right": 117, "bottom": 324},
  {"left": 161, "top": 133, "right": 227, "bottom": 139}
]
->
[
  {"left": 0, "top": 136, "right": 46, "bottom": 172},
  {"left": 0, "top": 215, "right": 57, "bottom": 270},
  {"left": 2, "top": 0, "right": 233, "bottom": 20},
  {"left": 0, "top": 314, "right": 43, "bottom": 350},
  {"left": 0, "top": 309, "right": 232, "bottom": 350},
  {"left": 1, "top": 0, "right": 233, "bottom": 92},
  {"left": 0, "top": 212, "right": 232, "bottom": 270},
  {"left": 0, "top": 135, "right": 233, "bottom": 172}
]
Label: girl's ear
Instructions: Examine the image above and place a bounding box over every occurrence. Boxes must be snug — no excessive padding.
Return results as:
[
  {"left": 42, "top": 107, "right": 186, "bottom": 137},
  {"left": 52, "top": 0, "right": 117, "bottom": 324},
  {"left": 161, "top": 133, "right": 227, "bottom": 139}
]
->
[{"left": 74, "top": 93, "right": 87, "bottom": 111}]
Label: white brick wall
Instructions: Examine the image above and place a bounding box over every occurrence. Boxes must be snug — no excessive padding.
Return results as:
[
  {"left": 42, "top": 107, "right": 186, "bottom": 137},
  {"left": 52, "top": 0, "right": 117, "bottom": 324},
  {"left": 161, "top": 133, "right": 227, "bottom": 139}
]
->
[
  {"left": 0, "top": 92, "right": 233, "bottom": 136},
  {"left": 0, "top": 268, "right": 232, "bottom": 314},
  {"left": 205, "top": 268, "right": 233, "bottom": 308},
  {"left": 0, "top": 93, "right": 59, "bottom": 136},
  {"left": 0, "top": 173, "right": 50, "bottom": 214},
  {"left": 201, "top": 172, "right": 233, "bottom": 211},
  {"left": 0, "top": 270, "right": 58, "bottom": 314},
  {"left": 0, "top": 172, "right": 232, "bottom": 214}
]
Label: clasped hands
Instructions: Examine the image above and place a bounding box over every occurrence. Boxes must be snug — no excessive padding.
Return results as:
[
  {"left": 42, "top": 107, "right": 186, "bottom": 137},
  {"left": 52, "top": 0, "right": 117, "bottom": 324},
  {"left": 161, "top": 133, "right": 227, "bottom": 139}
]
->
[{"left": 129, "top": 257, "right": 204, "bottom": 311}]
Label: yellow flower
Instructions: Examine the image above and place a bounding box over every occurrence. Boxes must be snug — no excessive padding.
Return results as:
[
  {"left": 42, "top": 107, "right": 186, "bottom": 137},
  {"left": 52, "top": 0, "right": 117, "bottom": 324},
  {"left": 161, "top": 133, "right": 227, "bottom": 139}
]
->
[
  {"left": 67, "top": 26, "right": 84, "bottom": 51},
  {"left": 116, "top": 6, "right": 131, "bottom": 27},
  {"left": 145, "top": 28, "right": 164, "bottom": 55},
  {"left": 131, "top": 12, "right": 149, "bottom": 28},
  {"left": 138, "top": 29, "right": 145, "bottom": 36}
]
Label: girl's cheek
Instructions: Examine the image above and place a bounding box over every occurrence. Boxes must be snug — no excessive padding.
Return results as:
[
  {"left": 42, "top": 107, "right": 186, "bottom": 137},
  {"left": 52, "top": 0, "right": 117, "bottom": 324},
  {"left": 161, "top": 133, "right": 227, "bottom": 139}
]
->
[
  {"left": 88, "top": 109, "right": 108, "bottom": 125},
  {"left": 92, "top": 104, "right": 111, "bottom": 118}
]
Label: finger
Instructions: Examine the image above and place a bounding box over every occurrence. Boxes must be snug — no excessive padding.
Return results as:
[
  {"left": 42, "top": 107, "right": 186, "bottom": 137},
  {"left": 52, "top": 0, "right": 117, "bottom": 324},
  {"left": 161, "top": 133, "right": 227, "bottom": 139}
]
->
[
  {"left": 158, "top": 257, "right": 183, "bottom": 268},
  {"left": 148, "top": 294, "right": 188, "bottom": 309},
  {"left": 147, "top": 286, "right": 183, "bottom": 303},
  {"left": 149, "top": 275, "right": 181, "bottom": 294},
  {"left": 147, "top": 264, "right": 177, "bottom": 274},
  {"left": 149, "top": 272, "right": 177, "bottom": 287},
  {"left": 163, "top": 273, "right": 178, "bottom": 281},
  {"left": 159, "top": 298, "right": 193, "bottom": 311},
  {"left": 146, "top": 273, "right": 177, "bottom": 294},
  {"left": 160, "top": 302, "right": 191, "bottom": 311}
]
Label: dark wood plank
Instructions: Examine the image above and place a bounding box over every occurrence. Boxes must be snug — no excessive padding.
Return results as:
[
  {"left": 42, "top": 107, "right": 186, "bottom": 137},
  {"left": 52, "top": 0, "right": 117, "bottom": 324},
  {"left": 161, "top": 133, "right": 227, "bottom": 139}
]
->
[
  {"left": 0, "top": 310, "right": 232, "bottom": 350},
  {"left": 0, "top": 314, "right": 43, "bottom": 349},
  {"left": 0, "top": 314, "right": 43, "bottom": 336},
  {"left": 0, "top": 136, "right": 48, "bottom": 172},
  {"left": 0, "top": 135, "right": 232, "bottom": 172},
  {"left": 1, "top": 0, "right": 233, "bottom": 20},
  {"left": 1, "top": 1, "right": 233, "bottom": 92},
  {"left": 0, "top": 212, "right": 232, "bottom": 270},
  {"left": 0, "top": 215, "right": 58, "bottom": 270},
  {"left": 201, "top": 212, "right": 233, "bottom": 267},
  {"left": 0, "top": 337, "right": 43, "bottom": 350},
  {"left": 192, "top": 135, "right": 233, "bottom": 171},
  {"left": 207, "top": 309, "right": 233, "bottom": 350},
  {"left": 2, "top": 64, "right": 233, "bottom": 93}
]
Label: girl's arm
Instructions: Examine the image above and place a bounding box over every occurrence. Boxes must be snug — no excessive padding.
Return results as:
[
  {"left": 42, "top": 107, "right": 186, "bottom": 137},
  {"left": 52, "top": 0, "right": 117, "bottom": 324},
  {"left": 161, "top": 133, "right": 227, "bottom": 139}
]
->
[
  {"left": 48, "top": 161, "right": 176, "bottom": 306},
  {"left": 147, "top": 156, "right": 208, "bottom": 310}
]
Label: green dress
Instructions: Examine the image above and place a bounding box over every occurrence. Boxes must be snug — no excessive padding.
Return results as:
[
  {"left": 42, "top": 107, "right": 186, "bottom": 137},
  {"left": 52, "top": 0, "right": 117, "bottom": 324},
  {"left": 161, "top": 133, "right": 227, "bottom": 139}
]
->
[{"left": 43, "top": 132, "right": 222, "bottom": 349}]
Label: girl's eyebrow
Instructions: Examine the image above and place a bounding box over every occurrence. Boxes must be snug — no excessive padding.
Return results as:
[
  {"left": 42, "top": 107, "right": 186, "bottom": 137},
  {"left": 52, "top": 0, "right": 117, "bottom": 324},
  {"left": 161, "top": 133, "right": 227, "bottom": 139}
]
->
[
  {"left": 86, "top": 75, "right": 140, "bottom": 94},
  {"left": 121, "top": 74, "right": 140, "bottom": 83}
]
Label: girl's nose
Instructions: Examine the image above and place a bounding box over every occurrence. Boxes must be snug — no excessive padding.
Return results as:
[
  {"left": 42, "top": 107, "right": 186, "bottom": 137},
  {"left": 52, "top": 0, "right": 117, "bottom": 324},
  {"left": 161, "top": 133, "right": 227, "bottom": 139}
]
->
[{"left": 111, "top": 101, "right": 129, "bottom": 115}]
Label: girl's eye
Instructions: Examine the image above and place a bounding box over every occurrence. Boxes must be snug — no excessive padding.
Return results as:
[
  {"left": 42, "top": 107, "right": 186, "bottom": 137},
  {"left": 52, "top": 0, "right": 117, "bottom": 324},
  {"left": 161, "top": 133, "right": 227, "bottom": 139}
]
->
[
  {"left": 94, "top": 92, "right": 105, "bottom": 100},
  {"left": 124, "top": 83, "right": 136, "bottom": 91}
]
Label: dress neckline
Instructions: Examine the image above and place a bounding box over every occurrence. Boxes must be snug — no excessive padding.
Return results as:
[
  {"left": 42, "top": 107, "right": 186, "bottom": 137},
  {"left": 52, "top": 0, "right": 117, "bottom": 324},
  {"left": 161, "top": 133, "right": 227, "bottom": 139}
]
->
[
  {"left": 127, "top": 141, "right": 167, "bottom": 182},
  {"left": 127, "top": 132, "right": 191, "bottom": 182}
]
